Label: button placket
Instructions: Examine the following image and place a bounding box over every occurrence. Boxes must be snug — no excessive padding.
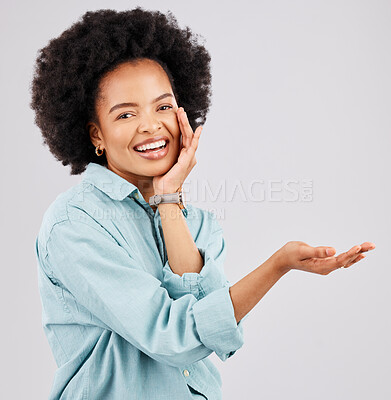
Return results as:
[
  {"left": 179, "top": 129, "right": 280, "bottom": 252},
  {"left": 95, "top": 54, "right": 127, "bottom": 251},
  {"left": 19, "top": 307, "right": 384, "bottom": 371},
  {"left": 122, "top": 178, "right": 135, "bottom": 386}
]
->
[
  {"left": 153, "top": 219, "right": 165, "bottom": 264},
  {"left": 153, "top": 211, "right": 167, "bottom": 264},
  {"left": 130, "top": 194, "right": 163, "bottom": 263}
]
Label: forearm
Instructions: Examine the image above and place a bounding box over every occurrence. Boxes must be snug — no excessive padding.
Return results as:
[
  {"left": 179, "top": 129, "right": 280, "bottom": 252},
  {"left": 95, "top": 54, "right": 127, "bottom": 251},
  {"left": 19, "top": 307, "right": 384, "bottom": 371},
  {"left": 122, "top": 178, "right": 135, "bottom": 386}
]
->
[
  {"left": 158, "top": 203, "right": 203, "bottom": 276},
  {"left": 229, "top": 252, "right": 289, "bottom": 323}
]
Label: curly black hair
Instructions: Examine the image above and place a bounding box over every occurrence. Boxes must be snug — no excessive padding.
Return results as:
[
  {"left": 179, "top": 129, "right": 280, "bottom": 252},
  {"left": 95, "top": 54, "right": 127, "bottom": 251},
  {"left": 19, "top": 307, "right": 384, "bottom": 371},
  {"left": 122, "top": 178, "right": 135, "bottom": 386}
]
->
[{"left": 30, "top": 7, "right": 212, "bottom": 175}]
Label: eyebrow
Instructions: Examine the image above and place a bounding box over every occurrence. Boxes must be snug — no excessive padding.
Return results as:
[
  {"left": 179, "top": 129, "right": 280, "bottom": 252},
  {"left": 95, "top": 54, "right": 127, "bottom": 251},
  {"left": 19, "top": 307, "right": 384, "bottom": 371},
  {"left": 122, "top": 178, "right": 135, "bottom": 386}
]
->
[{"left": 108, "top": 93, "right": 174, "bottom": 114}]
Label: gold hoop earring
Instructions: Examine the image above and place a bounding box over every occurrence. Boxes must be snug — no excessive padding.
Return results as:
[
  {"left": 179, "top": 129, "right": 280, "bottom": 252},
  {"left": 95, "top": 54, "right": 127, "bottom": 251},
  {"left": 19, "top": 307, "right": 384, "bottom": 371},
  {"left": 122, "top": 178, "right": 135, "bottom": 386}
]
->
[{"left": 95, "top": 146, "right": 104, "bottom": 156}]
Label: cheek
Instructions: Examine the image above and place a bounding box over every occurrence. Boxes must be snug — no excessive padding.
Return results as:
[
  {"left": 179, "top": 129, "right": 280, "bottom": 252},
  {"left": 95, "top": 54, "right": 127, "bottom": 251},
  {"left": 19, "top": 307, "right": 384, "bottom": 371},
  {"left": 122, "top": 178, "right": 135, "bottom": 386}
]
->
[
  {"left": 105, "top": 126, "right": 133, "bottom": 149},
  {"left": 167, "top": 116, "right": 180, "bottom": 138}
]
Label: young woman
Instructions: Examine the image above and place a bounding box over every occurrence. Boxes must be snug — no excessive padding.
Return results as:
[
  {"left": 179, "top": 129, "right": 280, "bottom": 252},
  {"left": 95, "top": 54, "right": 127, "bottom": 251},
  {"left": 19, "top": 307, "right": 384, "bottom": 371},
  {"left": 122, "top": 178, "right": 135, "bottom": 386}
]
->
[{"left": 30, "top": 7, "right": 375, "bottom": 400}]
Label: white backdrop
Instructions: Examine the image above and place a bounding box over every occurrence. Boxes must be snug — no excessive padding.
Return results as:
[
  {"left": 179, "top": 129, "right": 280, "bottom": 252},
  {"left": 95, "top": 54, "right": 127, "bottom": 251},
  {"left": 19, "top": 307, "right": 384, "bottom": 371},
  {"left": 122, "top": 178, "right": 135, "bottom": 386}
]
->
[{"left": 2, "top": 0, "right": 390, "bottom": 399}]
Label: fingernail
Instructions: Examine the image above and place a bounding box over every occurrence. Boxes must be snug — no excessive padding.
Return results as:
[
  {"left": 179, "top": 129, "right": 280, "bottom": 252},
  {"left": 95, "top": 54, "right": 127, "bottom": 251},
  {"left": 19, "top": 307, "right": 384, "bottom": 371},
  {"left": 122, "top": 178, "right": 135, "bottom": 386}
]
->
[
  {"left": 326, "top": 248, "right": 333, "bottom": 256},
  {"left": 355, "top": 247, "right": 361, "bottom": 253}
]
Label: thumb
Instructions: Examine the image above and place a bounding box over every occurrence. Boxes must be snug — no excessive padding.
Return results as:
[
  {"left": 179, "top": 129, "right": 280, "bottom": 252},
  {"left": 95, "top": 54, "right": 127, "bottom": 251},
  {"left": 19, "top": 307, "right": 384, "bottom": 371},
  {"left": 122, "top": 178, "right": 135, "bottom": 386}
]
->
[{"left": 301, "top": 245, "right": 336, "bottom": 260}]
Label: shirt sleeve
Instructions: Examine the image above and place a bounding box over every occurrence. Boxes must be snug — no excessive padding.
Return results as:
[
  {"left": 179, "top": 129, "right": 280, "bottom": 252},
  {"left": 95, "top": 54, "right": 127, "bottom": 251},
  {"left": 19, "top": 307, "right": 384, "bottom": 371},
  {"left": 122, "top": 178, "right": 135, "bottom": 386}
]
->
[
  {"left": 161, "top": 213, "right": 229, "bottom": 301},
  {"left": 41, "top": 215, "right": 244, "bottom": 367},
  {"left": 160, "top": 212, "right": 247, "bottom": 360}
]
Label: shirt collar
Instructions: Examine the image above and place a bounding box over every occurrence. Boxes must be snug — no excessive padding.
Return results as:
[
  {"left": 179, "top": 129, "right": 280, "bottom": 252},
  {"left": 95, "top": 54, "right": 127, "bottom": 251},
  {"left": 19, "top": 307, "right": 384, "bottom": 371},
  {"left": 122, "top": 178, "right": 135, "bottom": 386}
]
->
[
  {"left": 82, "top": 162, "right": 139, "bottom": 201},
  {"left": 82, "top": 162, "right": 189, "bottom": 218}
]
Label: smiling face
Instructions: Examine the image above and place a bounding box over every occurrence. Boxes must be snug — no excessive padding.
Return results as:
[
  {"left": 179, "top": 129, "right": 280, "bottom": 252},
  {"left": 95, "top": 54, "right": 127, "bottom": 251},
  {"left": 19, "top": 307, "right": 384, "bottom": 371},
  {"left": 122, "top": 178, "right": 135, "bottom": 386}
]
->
[{"left": 87, "top": 58, "right": 181, "bottom": 187}]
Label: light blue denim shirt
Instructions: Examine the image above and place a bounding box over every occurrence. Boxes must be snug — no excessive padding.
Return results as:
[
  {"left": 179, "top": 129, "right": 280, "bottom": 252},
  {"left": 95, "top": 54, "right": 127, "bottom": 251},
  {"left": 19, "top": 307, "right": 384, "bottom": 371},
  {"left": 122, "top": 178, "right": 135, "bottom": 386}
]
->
[{"left": 34, "top": 162, "right": 246, "bottom": 400}]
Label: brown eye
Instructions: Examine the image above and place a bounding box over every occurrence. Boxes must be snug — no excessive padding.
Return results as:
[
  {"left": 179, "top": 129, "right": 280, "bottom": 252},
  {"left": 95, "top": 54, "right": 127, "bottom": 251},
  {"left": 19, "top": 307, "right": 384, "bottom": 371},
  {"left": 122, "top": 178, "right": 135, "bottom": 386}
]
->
[
  {"left": 159, "top": 105, "right": 173, "bottom": 111},
  {"left": 118, "top": 113, "right": 133, "bottom": 119}
]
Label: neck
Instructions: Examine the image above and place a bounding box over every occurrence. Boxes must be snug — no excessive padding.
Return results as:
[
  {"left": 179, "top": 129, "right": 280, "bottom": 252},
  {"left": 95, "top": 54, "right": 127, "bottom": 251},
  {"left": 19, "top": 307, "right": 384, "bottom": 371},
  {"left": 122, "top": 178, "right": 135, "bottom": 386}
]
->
[{"left": 105, "top": 161, "right": 157, "bottom": 210}]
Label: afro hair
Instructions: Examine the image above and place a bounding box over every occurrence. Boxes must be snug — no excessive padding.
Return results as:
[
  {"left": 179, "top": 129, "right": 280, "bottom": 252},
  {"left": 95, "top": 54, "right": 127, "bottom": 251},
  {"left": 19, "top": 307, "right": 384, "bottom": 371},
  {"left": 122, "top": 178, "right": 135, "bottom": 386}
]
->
[{"left": 30, "top": 7, "right": 212, "bottom": 175}]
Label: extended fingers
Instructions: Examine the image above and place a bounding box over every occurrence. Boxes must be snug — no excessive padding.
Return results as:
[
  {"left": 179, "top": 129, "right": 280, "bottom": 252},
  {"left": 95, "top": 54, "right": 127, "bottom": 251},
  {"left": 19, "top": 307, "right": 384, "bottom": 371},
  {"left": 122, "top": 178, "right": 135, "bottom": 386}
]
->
[
  {"left": 177, "top": 107, "right": 193, "bottom": 148},
  {"left": 334, "top": 245, "right": 362, "bottom": 268},
  {"left": 356, "top": 242, "right": 376, "bottom": 253},
  {"left": 343, "top": 253, "right": 366, "bottom": 269},
  {"left": 295, "top": 241, "right": 374, "bottom": 275},
  {"left": 299, "top": 244, "right": 359, "bottom": 272},
  {"left": 178, "top": 107, "right": 203, "bottom": 151},
  {"left": 338, "top": 242, "right": 375, "bottom": 269},
  {"left": 191, "top": 125, "right": 203, "bottom": 150}
]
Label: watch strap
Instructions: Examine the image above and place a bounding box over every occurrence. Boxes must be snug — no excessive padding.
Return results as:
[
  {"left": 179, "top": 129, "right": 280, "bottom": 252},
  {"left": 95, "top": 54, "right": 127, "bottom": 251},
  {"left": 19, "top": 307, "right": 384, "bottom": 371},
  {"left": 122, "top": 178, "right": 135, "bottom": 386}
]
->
[{"left": 149, "top": 191, "right": 180, "bottom": 206}]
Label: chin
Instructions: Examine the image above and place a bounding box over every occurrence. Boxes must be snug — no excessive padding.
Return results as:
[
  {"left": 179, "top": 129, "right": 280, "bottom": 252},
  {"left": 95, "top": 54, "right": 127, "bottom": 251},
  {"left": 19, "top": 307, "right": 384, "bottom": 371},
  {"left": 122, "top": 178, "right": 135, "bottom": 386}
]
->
[{"left": 137, "top": 160, "right": 175, "bottom": 177}]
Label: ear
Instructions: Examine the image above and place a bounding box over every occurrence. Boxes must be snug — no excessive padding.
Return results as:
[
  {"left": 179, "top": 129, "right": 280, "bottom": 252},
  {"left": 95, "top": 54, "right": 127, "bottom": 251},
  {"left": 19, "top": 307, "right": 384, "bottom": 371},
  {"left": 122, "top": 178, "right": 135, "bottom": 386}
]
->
[{"left": 86, "top": 122, "right": 103, "bottom": 148}]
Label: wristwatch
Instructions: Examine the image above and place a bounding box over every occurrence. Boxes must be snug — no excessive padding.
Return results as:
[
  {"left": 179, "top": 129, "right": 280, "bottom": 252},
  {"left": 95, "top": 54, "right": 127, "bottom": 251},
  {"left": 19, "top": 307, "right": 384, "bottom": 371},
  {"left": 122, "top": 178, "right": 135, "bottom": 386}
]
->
[{"left": 149, "top": 186, "right": 186, "bottom": 210}]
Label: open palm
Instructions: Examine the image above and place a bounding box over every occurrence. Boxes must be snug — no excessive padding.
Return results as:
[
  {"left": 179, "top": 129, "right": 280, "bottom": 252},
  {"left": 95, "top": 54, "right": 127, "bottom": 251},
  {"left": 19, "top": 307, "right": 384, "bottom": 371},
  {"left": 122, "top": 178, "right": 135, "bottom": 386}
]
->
[{"left": 278, "top": 241, "right": 376, "bottom": 275}]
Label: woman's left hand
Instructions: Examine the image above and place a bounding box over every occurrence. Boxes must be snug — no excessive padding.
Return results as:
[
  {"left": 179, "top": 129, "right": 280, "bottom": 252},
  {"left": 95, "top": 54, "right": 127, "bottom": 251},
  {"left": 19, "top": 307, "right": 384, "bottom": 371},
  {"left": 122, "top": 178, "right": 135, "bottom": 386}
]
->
[{"left": 152, "top": 107, "right": 203, "bottom": 194}]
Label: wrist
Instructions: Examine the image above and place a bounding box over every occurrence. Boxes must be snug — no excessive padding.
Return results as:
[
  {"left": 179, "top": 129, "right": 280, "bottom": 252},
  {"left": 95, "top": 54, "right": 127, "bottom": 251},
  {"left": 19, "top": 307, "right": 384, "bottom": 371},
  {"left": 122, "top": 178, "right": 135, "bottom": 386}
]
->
[
  {"left": 270, "top": 249, "right": 291, "bottom": 275},
  {"left": 154, "top": 188, "right": 177, "bottom": 195},
  {"left": 157, "top": 203, "right": 183, "bottom": 220},
  {"left": 153, "top": 183, "right": 182, "bottom": 195}
]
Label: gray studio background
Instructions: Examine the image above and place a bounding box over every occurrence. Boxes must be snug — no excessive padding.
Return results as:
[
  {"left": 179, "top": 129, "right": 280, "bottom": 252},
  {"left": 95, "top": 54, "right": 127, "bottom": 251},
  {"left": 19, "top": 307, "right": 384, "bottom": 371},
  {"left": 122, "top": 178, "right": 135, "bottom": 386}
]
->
[{"left": 1, "top": 0, "right": 390, "bottom": 399}]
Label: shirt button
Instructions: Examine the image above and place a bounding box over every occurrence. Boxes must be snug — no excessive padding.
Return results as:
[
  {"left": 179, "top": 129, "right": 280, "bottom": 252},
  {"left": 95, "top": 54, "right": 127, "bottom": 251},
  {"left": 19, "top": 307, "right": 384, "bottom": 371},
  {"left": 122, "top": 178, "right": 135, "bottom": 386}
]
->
[
  {"left": 183, "top": 369, "right": 190, "bottom": 377},
  {"left": 134, "top": 193, "right": 139, "bottom": 199}
]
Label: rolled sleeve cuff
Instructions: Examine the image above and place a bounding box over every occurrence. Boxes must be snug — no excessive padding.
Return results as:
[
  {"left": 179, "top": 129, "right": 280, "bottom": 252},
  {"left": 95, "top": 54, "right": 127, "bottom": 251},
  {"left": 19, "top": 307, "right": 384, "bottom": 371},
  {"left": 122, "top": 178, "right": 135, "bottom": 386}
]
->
[
  {"left": 162, "top": 247, "right": 227, "bottom": 300},
  {"left": 191, "top": 285, "right": 245, "bottom": 361}
]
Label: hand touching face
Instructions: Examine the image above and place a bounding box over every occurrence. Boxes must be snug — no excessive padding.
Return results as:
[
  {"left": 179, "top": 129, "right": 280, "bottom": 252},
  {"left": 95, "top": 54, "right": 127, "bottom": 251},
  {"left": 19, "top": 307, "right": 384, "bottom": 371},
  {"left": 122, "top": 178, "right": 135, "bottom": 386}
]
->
[
  {"left": 87, "top": 58, "right": 182, "bottom": 182},
  {"left": 152, "top": 107, "right": 203, "bottom": 194}
]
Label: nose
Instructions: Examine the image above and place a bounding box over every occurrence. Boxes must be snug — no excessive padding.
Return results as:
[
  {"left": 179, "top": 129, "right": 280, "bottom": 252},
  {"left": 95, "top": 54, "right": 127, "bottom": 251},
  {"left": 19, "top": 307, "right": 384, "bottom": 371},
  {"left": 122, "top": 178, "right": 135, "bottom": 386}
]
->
[{"left": 137, "top": 112, "right": 162, "bottom": 134}]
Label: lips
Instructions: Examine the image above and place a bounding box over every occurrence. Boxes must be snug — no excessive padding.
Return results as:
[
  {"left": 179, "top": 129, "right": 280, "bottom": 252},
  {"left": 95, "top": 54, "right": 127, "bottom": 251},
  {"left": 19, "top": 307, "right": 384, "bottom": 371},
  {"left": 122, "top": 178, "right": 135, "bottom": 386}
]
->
[
  {"left": 133, "top": 135, "right": 169, "bottom": 150},
  {"left": 134, "top": 140, "right": 170, "bottom": 160}
]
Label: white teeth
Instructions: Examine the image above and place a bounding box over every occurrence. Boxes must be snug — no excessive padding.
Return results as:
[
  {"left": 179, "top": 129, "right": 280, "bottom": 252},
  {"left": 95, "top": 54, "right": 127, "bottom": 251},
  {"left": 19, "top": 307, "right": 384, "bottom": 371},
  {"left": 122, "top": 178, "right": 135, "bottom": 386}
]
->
[{"left": 136, "top": 140, "right": 166, "bottom": 152}]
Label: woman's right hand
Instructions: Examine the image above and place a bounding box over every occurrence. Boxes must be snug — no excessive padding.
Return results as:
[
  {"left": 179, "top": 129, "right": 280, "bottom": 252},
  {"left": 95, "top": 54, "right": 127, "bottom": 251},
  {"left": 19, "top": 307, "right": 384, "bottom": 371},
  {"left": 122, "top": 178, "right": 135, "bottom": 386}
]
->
[{"left": 274, "top": 241, "right": 376, "bottom": 275}]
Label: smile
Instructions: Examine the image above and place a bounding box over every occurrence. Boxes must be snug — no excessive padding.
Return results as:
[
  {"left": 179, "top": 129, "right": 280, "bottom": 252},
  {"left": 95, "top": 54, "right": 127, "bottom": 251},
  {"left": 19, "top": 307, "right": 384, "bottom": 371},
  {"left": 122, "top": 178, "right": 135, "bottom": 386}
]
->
[
  {"left": 134, "top": 139, "right": 168, "bottom": 152},
  {"left": 133, "top": 140, "right": 169, "bottom": 160}
]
